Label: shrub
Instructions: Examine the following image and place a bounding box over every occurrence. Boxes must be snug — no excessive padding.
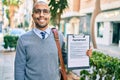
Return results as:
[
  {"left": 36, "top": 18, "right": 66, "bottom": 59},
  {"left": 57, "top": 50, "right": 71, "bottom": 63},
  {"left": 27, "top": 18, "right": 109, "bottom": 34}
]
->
[
  {"left": 80, "top": 51, "right": 120, "bottom": 80},
  {"left": 4, "top": 35, "right": 19, "bottom": 50}
]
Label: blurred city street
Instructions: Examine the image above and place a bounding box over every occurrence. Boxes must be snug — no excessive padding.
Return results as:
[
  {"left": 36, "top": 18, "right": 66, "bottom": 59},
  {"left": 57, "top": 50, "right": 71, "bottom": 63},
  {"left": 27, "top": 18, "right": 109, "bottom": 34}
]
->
[{"left": 0, "top": 0, "right": 120, "bottom": 80}]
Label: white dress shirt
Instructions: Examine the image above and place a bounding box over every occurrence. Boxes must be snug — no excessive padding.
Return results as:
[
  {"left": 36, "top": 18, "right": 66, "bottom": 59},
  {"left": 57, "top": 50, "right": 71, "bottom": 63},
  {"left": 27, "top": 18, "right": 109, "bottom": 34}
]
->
[{"left": 33, "top": 27, "right": 51, "bottom": 39}]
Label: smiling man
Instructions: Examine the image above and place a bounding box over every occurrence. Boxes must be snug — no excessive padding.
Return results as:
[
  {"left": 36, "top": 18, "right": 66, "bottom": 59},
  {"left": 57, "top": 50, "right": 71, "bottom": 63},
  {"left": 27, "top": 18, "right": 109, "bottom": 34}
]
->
[{"left": 14, "top": 1, "right": 67, "bottom": 80}]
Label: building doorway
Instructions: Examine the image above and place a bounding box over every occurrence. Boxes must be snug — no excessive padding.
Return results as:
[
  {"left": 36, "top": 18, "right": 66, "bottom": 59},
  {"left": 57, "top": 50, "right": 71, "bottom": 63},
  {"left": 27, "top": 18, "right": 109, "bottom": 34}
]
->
[{"left": 112, "top": 22, "right": 120, "bottom": 45}]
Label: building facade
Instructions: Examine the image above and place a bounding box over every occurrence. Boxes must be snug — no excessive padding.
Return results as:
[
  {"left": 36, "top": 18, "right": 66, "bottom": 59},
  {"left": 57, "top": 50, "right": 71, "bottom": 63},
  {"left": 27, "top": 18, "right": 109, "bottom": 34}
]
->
[
  {"left": 0, "top": 0, "right": 3, "bottom": 33},
  {"left": 60, "top": 0, "right": 81, "bottom": 38},
  {"left": 80, "top": 0, "right": 120, "bottom": 47},
  {"left": 0, "top": 0, "right": 3, "bottom": 43}
]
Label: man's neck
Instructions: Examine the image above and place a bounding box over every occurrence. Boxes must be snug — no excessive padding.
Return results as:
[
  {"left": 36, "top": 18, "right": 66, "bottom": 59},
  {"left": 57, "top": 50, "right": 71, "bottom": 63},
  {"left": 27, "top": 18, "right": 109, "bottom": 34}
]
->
[{"left": 36, "top": 26, "right": 48, "bottom": 31}]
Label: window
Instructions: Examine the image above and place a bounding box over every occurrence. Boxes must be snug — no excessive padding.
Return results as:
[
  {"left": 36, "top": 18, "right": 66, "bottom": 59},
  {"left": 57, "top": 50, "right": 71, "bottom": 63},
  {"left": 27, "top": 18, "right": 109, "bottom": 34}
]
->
[{"left": 97, "top": 22, "right": 104, "bottom": 38}]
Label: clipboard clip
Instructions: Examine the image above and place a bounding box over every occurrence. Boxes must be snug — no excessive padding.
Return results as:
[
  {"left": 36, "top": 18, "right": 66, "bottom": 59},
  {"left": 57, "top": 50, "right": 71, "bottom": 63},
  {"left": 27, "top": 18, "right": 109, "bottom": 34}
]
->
[
  {"left": 80, "top": 33, "right": 85, "bottom": 38},
  {"left": 72, "top": 33, "right": 85, "bottom": 38}
]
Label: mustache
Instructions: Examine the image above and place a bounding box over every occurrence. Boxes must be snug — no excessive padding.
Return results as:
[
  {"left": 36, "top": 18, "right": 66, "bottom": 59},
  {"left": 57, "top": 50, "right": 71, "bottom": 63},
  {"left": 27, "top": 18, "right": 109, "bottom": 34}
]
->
[{"left": 36, "top": 18, "right": 48, "bottom": 20}]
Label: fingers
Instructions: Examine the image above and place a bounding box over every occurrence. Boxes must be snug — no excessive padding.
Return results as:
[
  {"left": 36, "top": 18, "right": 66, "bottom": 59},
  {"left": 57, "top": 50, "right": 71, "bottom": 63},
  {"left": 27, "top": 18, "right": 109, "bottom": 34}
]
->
[{"left": 86, "top": 48, "right": 92, "bottom": 57}]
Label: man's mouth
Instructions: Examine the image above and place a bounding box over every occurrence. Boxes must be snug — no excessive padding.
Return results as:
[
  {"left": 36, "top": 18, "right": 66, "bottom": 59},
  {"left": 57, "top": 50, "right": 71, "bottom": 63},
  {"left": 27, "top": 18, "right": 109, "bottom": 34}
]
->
[
  {"left": 39, "top": 19, "right": 45, "bottom": 23},
  {"left": 37, "top": 18, "right": 45, "bottom": 23}
]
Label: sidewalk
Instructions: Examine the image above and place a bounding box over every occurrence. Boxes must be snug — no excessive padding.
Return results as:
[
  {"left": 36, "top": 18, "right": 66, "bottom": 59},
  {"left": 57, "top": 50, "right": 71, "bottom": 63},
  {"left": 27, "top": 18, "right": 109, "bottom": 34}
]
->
[
  {"left": 96, "top": 44, "right": 120, "bottom": 58},
  {"left": 0, "top": 50, "right": 15, "bottom": 80}
]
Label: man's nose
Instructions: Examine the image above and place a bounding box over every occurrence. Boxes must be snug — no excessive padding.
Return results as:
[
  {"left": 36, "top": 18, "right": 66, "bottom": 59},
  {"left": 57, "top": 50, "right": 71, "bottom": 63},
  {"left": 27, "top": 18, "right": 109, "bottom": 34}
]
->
[{"left": 39, "top": 11, "right": 44, "bottom": 16}]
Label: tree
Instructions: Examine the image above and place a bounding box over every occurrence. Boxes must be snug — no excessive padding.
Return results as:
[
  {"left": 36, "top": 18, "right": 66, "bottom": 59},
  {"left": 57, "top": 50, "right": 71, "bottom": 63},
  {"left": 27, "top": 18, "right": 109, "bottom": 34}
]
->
[
  {"left": 90, "top": 0, "right": 101, "bottom": 48},
  {"left": 33, "top": 0, "right": 37, "bottom": 5},
  {"left": 49, "top": 0, "right": 68, "bottom": 29},
  {"left": 2, "top": 0, "right": 22, "bottom": 28}
]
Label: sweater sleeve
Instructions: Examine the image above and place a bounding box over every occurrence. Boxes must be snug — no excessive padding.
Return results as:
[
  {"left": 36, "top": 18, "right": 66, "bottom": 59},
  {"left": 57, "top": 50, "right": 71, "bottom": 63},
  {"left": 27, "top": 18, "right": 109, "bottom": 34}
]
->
[
  {"left": 59, "top": 31, "right": 67, "bottom": 65},
  {"left": 62, "top": 42, "right": 67, "bottom": 65},
  {"left": 14, "top": 37, "right": 26, "bottom": 80}
]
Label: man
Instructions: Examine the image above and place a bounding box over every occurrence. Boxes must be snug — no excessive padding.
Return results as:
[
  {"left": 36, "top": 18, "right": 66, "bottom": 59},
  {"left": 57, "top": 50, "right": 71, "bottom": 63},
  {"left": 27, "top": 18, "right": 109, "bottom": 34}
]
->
[{"left": 14, "top": 1, "right": 92, "bottom": 80}]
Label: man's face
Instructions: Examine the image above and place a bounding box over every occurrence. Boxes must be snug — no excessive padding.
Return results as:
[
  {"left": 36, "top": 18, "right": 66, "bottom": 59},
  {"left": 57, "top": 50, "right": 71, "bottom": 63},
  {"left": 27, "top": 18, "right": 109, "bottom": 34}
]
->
[{"left": 32, "top": 3, "right": 50, "bottom": 30}]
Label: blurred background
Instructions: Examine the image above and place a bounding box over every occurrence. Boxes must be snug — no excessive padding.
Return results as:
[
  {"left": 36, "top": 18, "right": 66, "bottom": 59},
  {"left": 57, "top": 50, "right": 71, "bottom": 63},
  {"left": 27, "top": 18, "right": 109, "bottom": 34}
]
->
[{"left": 0, "top": 0, "right": 120, "bottom": 80}]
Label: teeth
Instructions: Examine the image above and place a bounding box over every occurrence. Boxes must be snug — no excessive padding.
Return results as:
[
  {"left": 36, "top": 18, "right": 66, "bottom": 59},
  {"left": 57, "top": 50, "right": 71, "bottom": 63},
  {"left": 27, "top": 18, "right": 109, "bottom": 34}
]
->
[{"left": 39, "top": 20, "right": 45, "bottom": 22}]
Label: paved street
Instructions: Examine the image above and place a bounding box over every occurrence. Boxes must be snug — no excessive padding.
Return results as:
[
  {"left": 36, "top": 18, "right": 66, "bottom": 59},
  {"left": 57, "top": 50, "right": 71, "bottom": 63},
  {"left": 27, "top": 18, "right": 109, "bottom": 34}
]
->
[
  {"left": 0, "top": 44, "right": 120, "bottom": 80},
  {"left": 96, "top": 44, "right": 120, "bottom": 58},
  {"left": 0, "top": 50, "right": 15, "bottom": 80}
]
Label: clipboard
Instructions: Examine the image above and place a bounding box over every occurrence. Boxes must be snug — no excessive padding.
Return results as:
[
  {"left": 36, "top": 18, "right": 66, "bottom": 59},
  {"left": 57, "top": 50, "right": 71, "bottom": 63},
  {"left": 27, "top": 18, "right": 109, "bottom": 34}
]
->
[{"left": 67, "top": 34, "right": 90, "bottom": 70}]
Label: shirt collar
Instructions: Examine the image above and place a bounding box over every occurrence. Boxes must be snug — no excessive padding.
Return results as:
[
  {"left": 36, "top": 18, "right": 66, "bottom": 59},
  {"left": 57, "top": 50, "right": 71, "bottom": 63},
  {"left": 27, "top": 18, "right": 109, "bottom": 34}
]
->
[{"left": 34, "top": 27, "right": 51, "bottom": 35}]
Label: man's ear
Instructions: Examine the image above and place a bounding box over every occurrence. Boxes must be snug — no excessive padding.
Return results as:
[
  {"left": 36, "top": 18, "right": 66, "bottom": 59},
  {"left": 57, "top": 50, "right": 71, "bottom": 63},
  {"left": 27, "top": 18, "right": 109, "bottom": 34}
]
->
[
  {"left": 32, "top": 14, "right": 35, "bottom": 20},
  {"left": 32, "top": 14, "right": 33, "bottom": 18}
]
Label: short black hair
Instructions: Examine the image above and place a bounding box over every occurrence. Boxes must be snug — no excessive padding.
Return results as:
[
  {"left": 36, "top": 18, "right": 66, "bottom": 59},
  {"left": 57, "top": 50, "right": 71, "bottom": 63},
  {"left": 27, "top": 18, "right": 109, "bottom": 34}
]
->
[{"left": 32, "top": 1, "right": 48, "bottom": 13}]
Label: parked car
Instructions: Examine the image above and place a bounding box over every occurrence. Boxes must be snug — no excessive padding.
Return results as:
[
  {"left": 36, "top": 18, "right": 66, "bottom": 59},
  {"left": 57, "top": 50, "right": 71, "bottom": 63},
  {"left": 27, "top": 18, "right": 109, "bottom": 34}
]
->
[{"left": 9, "top": 28, "right": 26, "bottom": 36}]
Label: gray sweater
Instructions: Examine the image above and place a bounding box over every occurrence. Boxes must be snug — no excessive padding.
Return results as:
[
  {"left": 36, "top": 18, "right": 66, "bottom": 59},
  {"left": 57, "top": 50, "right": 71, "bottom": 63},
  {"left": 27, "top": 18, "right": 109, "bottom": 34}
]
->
[{"left": 14, "top": 29, "right": 66, "bottom": 80}]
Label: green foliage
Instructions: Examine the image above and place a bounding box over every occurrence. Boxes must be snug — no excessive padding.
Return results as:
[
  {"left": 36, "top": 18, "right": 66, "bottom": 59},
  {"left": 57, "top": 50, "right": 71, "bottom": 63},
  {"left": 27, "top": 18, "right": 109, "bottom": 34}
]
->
[
  {"left": 24, "top": 20, "right": 29, "bottom": 28},
  {"left": 18, "top": 23, "right": 23, "bottom": 28},
  {"left": 80, "top": 51, "right": 120, "bottom": 80},
  {"left": 5, "top": 9, "right": 10, "bottom": 19},
  {"left": 4, "top": 35, "right": 19, "bottom": 50},
  {"left": 2, "top": 0, "right": 21, "bottom": 6},
  {"left": 49, "top": 0, "right": 68, "bottom": 25}
]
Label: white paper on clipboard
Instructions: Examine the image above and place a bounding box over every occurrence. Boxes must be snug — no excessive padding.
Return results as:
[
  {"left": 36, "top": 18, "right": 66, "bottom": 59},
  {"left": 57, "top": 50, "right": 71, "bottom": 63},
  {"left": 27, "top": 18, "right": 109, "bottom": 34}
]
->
[{"left": 67, "top": 34, "right": 90, "bottom": 69}]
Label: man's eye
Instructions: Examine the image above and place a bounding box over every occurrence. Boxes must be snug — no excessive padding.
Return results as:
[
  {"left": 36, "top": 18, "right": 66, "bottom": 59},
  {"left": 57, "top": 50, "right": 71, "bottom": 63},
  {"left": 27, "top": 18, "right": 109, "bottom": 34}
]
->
[
  {"left": 34, "top": 10, "right": 39, "bottom": 13},
  {"left": 33, "top": 9, "right": 50, "bottom": 15},
  {"left": 43, "top": 9, "right": 49, "bottom": 14}
]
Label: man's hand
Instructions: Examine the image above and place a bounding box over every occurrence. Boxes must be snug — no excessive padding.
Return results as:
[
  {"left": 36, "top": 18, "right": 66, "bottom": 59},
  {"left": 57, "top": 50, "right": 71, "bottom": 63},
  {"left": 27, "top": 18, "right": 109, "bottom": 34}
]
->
[{"left": 86, "top": 48, "right": 92, "bottom": 57}]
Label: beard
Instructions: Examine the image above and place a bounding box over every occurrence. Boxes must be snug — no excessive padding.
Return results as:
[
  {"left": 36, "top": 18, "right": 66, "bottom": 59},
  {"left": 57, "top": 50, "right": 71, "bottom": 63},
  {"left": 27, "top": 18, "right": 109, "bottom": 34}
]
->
[
  {"left": 35, "top": 22, "right": 48, "bottom": 29},
  {"left": 34, "top": 17, "right": 49, "bottom": 29}
]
